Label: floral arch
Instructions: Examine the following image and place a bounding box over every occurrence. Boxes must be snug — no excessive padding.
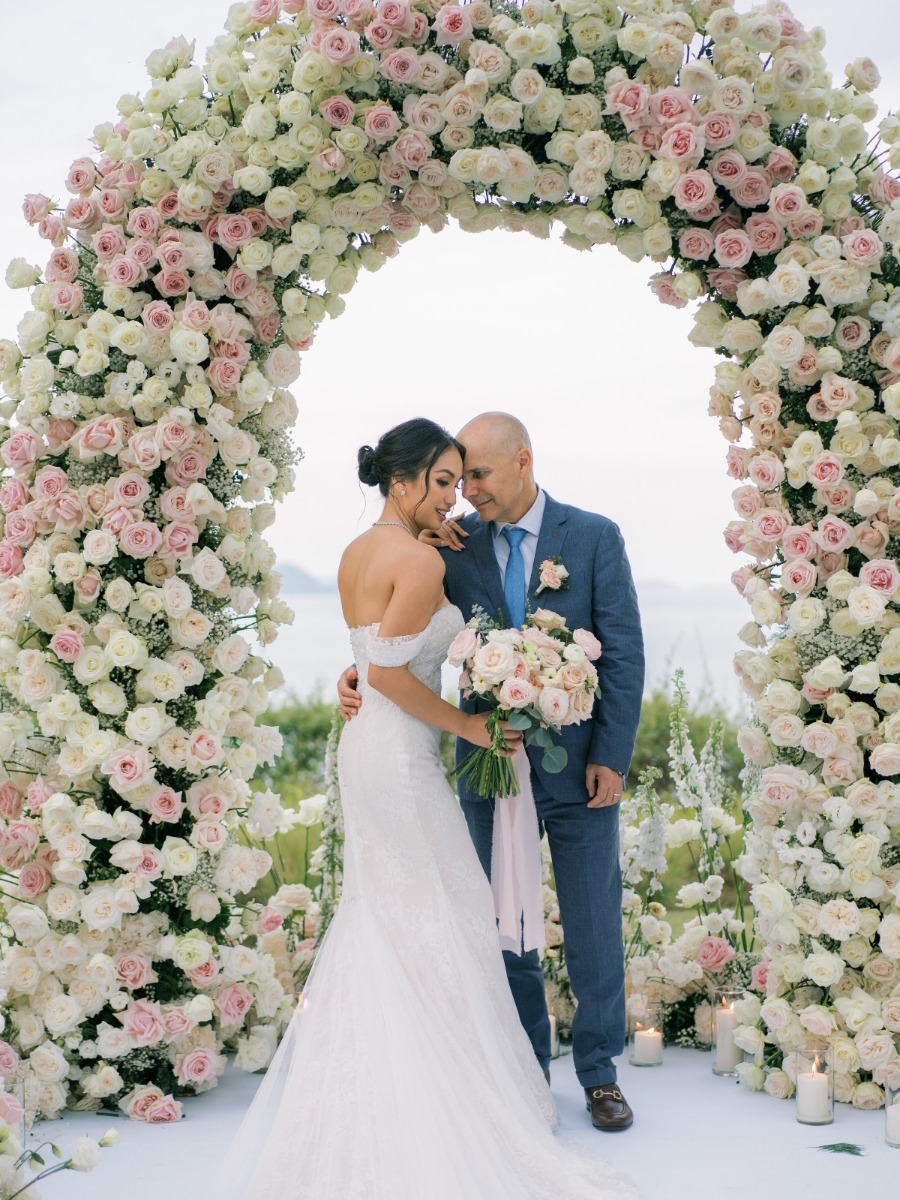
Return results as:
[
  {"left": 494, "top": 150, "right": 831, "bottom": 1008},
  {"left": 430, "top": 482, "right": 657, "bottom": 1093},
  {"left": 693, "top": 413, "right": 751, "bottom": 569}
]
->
[{"left": 1, "top": 0, "right": 899, "bottom": 1123}]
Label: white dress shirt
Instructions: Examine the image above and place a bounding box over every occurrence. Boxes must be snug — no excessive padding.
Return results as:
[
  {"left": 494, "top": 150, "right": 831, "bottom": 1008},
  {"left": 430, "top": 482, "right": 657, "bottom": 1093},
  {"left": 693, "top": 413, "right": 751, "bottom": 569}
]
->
[{"left": 492, "top": 488, "right": 546, "bottom": 588}]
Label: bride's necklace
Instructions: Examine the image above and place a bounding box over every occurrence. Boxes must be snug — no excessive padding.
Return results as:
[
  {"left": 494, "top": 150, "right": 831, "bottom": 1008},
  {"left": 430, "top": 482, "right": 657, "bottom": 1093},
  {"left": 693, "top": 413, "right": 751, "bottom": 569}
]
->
[{"left": 372, "top": 521, "right": 416, "bottom": 537}]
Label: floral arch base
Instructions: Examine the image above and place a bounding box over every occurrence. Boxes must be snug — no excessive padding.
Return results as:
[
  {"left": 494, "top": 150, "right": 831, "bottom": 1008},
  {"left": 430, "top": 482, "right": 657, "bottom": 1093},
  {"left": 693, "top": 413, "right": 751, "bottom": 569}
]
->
[{"left": 1, "top": 0, "right": 899, "bottom": 1122}]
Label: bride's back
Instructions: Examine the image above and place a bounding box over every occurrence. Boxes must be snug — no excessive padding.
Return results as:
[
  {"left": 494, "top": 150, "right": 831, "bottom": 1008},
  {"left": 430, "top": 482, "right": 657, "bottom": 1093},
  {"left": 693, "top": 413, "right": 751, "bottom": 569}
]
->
[{"left": 338, "top": 529, "right": 437, "bottom": 630}]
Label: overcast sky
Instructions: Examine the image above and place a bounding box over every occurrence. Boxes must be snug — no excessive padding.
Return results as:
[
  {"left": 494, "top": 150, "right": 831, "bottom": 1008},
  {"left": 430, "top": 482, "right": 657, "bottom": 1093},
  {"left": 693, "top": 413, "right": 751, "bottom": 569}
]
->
[{"left": 1, "top": 0, "right": 897, "bottom": 589}]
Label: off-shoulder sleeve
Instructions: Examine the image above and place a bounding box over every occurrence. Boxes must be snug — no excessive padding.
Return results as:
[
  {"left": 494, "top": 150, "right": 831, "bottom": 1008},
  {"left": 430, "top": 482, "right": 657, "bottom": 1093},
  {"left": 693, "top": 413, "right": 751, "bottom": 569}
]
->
[{"left": 366, "top": 628, "right": 429, "bottom": 667}]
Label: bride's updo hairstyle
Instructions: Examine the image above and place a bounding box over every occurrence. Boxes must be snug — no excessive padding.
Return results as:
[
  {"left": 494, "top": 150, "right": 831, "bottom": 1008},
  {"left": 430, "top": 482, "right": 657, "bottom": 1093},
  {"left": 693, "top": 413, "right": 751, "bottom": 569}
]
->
[{"left": 357, "top": 418, "right": 463, "bottom": 498}]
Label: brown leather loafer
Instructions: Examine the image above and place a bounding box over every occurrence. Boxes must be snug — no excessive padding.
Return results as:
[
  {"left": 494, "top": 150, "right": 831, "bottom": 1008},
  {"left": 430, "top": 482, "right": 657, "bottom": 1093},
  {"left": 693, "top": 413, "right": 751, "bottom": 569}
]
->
[{"left": 585, "top": 1084, "right": 634, "bottom": 1131}]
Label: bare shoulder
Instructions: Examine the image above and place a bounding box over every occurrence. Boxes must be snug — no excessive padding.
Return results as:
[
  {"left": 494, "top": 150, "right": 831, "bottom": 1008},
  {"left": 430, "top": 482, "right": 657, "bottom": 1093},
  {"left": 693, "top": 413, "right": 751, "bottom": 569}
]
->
[{"left": 392, "top": 537, "right": 446, "bottom": 581}]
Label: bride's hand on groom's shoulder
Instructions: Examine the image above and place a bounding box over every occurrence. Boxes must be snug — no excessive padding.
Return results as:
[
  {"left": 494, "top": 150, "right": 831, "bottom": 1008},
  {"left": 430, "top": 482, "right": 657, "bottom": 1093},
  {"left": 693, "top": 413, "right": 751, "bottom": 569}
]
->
[
  {"left": 418, "top": 516, "right": 468, "bottom": 552},
  {"left": 338, "top": 665, "right": 361, "bottom": 720}
]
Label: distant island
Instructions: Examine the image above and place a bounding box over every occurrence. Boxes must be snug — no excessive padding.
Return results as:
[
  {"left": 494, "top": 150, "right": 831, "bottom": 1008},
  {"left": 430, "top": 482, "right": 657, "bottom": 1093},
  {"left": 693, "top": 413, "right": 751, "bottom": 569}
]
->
[{"left": 278, "top": 563, "right": 336, "bottom": 593}]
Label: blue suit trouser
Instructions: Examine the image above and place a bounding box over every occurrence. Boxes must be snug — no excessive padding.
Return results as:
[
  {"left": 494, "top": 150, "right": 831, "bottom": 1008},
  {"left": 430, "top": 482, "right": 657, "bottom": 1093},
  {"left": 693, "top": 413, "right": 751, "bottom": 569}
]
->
[{"left": 460, "top": 771, "right": 624, "bottom": 1088}]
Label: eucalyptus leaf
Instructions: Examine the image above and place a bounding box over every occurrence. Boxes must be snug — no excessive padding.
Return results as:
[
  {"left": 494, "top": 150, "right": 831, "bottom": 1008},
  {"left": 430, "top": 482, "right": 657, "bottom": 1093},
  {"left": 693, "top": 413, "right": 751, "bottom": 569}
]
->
[
  {"left": 542, "top": 745, "right": 567, "bottom": 773},
  {"left": 506, "top": 712, "right": 532, "bottom": 731}
]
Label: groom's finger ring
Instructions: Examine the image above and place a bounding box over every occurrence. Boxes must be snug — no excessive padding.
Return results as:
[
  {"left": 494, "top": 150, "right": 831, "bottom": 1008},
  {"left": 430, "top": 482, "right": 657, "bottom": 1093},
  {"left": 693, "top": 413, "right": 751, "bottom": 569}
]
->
[{"left": 613, "top": 791, "right": 622, "bottom": 798}]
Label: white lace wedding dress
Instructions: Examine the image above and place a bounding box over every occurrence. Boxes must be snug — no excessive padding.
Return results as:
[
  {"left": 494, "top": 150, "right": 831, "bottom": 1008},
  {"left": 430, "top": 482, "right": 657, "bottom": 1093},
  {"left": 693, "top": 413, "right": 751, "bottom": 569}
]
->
[{"left": 208, "top": 605, "right": 637, "bottom": 1200}]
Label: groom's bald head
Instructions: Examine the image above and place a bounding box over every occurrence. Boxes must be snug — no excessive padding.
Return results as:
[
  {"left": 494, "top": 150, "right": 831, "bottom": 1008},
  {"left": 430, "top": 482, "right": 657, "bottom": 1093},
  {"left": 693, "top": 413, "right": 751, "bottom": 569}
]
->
[
  {"left": 456, "top": 412, "right": 538, "bottom": 525},
  {"left": 457, "top": 412, "right": 533, "bottom": 461}
]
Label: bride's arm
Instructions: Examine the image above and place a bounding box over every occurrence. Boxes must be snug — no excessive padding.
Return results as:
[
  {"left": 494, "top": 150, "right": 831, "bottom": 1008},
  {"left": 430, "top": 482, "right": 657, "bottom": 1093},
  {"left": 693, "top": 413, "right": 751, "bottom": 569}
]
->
[{"left": 367, "top": 549, "right": 501, "bottom": 752}]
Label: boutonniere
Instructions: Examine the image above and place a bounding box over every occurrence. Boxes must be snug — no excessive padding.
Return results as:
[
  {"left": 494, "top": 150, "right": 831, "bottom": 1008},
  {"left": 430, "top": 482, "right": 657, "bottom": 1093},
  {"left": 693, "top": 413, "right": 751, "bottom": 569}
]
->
[{"left": 535, "top": 557, "right": 569, "bottom": 595}]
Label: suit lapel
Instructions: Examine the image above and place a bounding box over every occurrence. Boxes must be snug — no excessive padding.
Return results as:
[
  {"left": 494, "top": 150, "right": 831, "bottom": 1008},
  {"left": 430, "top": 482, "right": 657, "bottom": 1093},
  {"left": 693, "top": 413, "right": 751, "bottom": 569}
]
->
[
  {"left": 469, "top": 520, "right": 507, "bottom": 617},
  {"left": 528, "top": 493, "right": 568, "bottom": 604}
]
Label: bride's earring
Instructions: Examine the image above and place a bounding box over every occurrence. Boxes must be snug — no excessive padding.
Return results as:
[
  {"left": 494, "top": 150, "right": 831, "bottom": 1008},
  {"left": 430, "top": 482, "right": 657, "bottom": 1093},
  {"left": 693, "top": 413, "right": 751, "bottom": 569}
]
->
[{"left": 400, "top": 488, "right": 407, "bottom": 496}]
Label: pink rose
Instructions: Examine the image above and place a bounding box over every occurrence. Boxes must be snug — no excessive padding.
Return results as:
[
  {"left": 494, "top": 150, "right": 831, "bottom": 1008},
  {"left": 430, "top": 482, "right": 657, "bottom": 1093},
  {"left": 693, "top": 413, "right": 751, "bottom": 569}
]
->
[
  {"left": 658, "top": 122, "right": 705, "bottom": 167},
  {"left": 714, "top": 229, "right": 753, "bottom": 269},
  {"left": 813, "top": 515, "right": 854, "bottom": 554},
  {"left": 433, "top": 3, "right": 472, "bottom": 44},
  {"left": 127, "top": 238, "right": 157, "bottom": 268},
  {"left": 65, "top": 197, "right": 100, "bottom": 230},
  {"left": 103, "top": 745, "right": 154, "bottom": 794},
  {"left": 147, "top": 786, "right": 185, "bottom": 824},
  {"left": 649, "top": 87, "right": 694, "bottom": 128},
  {"left": 0, "top": 1091, "right": 24, "bottom": 1126},
  {"left": 122, "top": 428, "right": 163, "bottom": 472},
  {"left": 731, "top": 170, "right": 771, "bottom": 209},
  {"left": 573, "top": 629, "right": 602, "bottom": 660},
  {"left": 0, "top": 783, "right": 23, "bottom": 820},
  {"left": 128, "top": 207, "right": 161, "bottom": 238},
  {"left": 709, "top": 149, "right": 747, "bottom": 188},
  {"left": 1, "top": 428, "right": 40, "bottom": 472},
  {"left": 116, "top": 951, "right": 155, "bottom": 990},
  {"left": 537, "top": 686, "right": 570, "bottom": 728},
  {"left": 855, "top": 521, "right": 890, "bottom": 560},
  {"left": 189, "top": 730, "right": 223, "bottom": 765},
  {"left": 107, "top": 254, "right": 144, "bottom": 286},
  {"left": 156, "top": 418, "right": 193, "bottom": 457},
  {"left": 320, "top": 26, "right": 361, "bottom": 64},
  {"left": 707, "top": 268, "right": 748, "bottom": 301},
  {"left": 257, "top": 906, "right": 285, "bottom": 934},
  {"left": 860, "top": 559, "right": 900, "bottom": 597},
  {"left": 134, "top": 847, "right": 164, "bottom": 880},
  {"left": 46, "top": 247, "right": 79, "bottom": 282},
  {"left": 215, "top": 982, "right": 254, "bottom": 1024},
  {"left": 365, "top": 104, "right": 402, "bottom": 143},
  {"left": 217, "top": 214, "right": 254, "bottom": 253},
  {"left": 187, "top": 958, "right": 220, "bottom": 987},
  {"left": 119, "top": 521, "right": 162, "bottom": 559},
  {"left": 162, "top": 1005, "right": 196, "bottom": 1043},
  {"left": 142, "top": 1093, "right": 183, "bottom": 1122},
  {"left": 18, "top": 861, "right": 51, "bottom": 898},
  {"left": 768, "top": 182, "right": 807, "bottom": 223},
  {"left": 50, "top": 629, "right": 84, "bottom": 663},
  {"left": 141, "top": 300, "right": 174, "bottom": 332},
  {"left": 750, "top": 960, "right": 769, "bottom": 992},
  {"left": 113, "top": 471, "right": 151, "bottom": 508},
  {"left": 447, "top": 627, "right": 479, "bottom": 667},
  {"left": 747, "top": 453, "right": 785, "bottom": 492},
  {"left": 499, "top": 677, "right": 538, "bottom": 708},
  {"left": 0, "top": 1040, "right": 20, "bottom": 1078},
  {"left": 156, "top": 270, "right": 190, "bottom": 297},
  {"left": 696, "top": 936, "right": 736, "bottom": 973},
  {"left": 206, "top": 357, "right": 242, "bottom": 396},
  {"left": 782, "top": 525, "right": 815, "bottom": 560},
  {"left": 759, "top": 765, "right": 808, "bottom": 810},
  {"left": 766, "top": 146, "right": 797, "bottom": 181},
  {"left": 673, "top": 170, "right": 716, "bottom": 215},
  {"left": 320, "top": 95, "right": 355, "bottom": 126},
  {"left": 782, "top": 559, "right": 817, "bottom": 594},
  {"left": 745, "top": 213, "right": 785, "bottom": 255},
  {"left": 703, "top": 111, "right": 738, "bottom": 148},
  {"left": 23, "top": 192, "right": 53, "bottom": 224},
  {"left": 120, "top": 999, "right": 166, "bottom": 1048},
  {"left": 123, "top": 1085, "right": 165, "bottom": 1120},
  {"left": 0, "top": 542, "right": 23, "bottom": 580},
  {"left": 175, "top": 1047, "right": 220, "bottom": 1088},
  {"left": 0, "top": 478, "right": 28, "bottom": 512},
  {"left": 842, "top": 228, "right": 883, "bottom": 267},
  {"left": 161, "top": 522, "right": 199, "bottom": 559},
  {"left": 835, "top": 316, "right": 870, "bottom": 350},
  {"left": 678, "top": 227, "right": 715, "bottom": 261},
  {"left": 166, "top": 451, "right": 208, "bottom": 486},
  {"left": 76, "top": 415, "right": 130, "bottom": 460},
  {"left": 605, "top": 81, "right": 650, "bottom": 131},
  {"left": 46, "top": 490, "right": 87, "bottom": 533}
]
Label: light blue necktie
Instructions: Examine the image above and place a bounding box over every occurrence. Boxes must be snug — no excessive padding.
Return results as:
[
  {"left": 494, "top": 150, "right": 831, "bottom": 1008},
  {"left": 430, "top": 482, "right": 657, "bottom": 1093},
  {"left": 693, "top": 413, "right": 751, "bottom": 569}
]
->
[{"left": 502, "top": 526, "right": 527, "bottom": 629}]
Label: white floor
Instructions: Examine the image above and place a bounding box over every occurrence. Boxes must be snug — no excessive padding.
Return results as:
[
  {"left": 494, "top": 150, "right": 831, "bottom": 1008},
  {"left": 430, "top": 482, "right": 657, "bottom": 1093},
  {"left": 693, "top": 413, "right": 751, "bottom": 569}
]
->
[{"left": 31, "top": 1047, "right": 895, "bottom": 1200}]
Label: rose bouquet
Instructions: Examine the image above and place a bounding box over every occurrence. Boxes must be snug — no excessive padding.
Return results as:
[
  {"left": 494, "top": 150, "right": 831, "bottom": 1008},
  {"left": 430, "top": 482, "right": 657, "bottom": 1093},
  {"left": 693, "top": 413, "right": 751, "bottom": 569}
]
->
[{"left": 447, "top": 608, "right": 601, "bottom": 799}]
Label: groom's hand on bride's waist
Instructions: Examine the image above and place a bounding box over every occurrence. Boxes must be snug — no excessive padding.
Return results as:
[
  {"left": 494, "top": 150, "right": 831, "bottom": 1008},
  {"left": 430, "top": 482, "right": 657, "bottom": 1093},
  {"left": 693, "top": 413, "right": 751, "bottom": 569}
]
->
[{"left": 338, "top": 665, "right": 361, "bottom": 720}]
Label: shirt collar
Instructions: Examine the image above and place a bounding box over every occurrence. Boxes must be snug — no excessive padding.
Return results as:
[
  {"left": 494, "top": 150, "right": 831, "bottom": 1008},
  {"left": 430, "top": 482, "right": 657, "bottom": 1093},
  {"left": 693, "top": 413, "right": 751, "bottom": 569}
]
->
[{"left": 494, "top": 488, "right": 545, "bottom": 540}]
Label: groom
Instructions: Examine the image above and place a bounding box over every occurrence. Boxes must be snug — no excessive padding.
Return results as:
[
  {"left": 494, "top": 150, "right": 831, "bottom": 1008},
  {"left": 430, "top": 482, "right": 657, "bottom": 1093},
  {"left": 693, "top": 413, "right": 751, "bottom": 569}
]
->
[{"left": 340, "top": 412, "right": 644, "bottom": 1130}]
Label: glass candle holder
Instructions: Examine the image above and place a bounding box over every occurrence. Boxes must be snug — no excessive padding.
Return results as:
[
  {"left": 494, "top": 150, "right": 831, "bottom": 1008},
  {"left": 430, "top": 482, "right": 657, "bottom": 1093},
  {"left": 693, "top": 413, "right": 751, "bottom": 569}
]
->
[
  {"left": 628, "top": 1001, "right": 663, "bottom": 1068},
  {"left": 712, "top": 987, "right": 744, "bottom": 1077},
  {"left": 795, "top": 1050, "right": 833, "bottom": 1126},
  {"left": 885, "top": 1081, "right": 900, "bottom": 1148}
]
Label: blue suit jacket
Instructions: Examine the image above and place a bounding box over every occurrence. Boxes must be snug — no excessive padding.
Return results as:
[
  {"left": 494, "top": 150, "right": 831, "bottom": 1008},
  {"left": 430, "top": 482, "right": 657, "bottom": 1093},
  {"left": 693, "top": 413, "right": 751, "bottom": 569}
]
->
[{"left": 441, "top": 493, "right": 645, "bottom": 807}]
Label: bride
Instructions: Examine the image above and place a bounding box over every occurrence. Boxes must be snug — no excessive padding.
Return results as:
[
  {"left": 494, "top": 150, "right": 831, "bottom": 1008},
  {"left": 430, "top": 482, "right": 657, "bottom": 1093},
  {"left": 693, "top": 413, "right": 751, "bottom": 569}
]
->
[{"left": 207, "top": 418, "right": 636, "bottom": 1199}]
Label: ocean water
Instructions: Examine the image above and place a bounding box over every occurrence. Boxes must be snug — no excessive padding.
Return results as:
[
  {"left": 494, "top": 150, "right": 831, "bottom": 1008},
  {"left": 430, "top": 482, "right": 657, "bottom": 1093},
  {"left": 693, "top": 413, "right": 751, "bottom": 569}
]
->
[{"left": 267, "top": 582, "right": 751, "bottom": 713}]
